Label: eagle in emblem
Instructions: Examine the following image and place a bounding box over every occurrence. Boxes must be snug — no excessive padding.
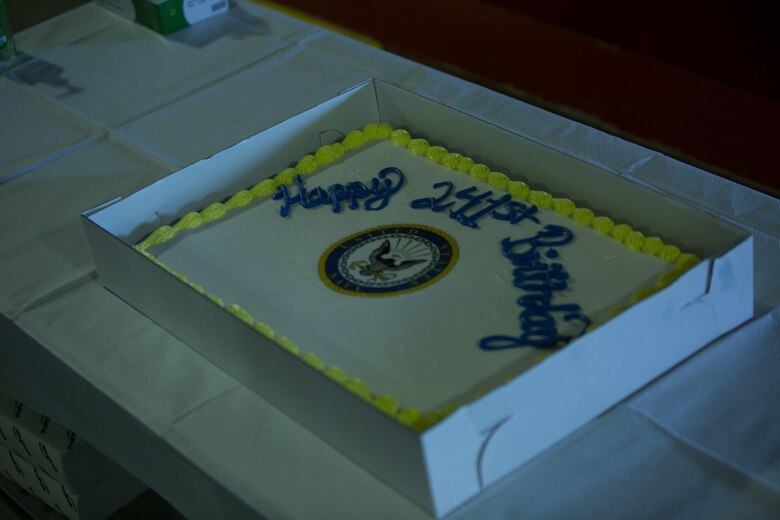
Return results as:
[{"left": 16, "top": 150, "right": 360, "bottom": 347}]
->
[{"left": 349, "top": 239, "right": 428, "bottom": 281}]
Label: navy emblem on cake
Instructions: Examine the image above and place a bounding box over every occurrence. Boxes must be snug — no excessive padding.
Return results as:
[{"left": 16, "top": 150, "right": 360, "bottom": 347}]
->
[{"left": 319, "top": 224, "right": 458, "bottom": 296}]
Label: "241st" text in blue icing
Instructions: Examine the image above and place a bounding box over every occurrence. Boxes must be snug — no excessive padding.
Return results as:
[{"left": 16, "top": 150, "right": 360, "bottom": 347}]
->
[{"left": 411, "top": 181, "right": 539, "bottom": 229}]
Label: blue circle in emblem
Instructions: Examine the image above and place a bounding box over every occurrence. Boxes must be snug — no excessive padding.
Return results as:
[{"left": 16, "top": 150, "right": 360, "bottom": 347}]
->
[{"left": 319, "top": 224, "right": 459, "bottom": 296}]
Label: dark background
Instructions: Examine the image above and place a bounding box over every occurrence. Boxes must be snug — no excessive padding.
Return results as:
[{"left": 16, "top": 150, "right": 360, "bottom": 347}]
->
[{"left": 6, "top": 0, "right": 779, "bottom": 194}]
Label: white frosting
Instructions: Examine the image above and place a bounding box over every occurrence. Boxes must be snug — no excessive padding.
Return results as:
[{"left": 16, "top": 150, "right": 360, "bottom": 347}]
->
[{"left": 150, "top": 140, "right": 672, "bottom": 412}]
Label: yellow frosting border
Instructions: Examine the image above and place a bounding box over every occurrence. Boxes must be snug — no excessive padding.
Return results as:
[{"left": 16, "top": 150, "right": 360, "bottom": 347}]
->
[{"left": 134, "top": 122, "right": 701, "bottom": 432}]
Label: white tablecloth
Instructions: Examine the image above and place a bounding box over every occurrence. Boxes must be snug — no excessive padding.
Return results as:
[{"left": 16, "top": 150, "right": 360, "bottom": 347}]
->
[{"left": 1, "top": 2, "right": 778, "bottom": 518}]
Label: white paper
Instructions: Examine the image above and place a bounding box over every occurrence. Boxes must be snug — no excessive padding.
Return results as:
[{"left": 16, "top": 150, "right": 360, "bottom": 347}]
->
[
  {"left": 11, "top": 3, "right": 297, "bottom": 126},
  {"left": 0, "top": 138, "right": 172, "bottom": 318},
  {"left": 0, "top": 77, "right": 99, "bottom": 181},
  {"left": 117, "top": 45, "right": 371, "bottom": 166}
]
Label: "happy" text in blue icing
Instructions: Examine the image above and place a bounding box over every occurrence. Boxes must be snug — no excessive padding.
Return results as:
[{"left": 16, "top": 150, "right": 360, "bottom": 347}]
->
[
  {"left": 480, "top": 225, "right": 591, "bottom": 350},
  {"left": 273, "top": 167, "right": 405, "bottom": 217}
]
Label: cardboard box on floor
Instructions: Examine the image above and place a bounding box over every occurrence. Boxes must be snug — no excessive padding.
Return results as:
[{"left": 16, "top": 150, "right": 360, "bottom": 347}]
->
[
  {"left": 0, "top": 392, "right": 119, "bottom": 493},
  {"left": 0, "top": 392, "right": 147, "bottom": 520},
  {"left": 97, "top": 0, "right": 228, "bottom": 34},
  {"left": 82, "top": 79, "right": 753, "bottom": 517},
  {"left": 1, "top": 445, "right": 147, "bottom": 520}
]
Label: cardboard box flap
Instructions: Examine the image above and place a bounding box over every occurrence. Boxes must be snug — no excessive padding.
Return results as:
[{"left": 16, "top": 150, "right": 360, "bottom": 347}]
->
[{"left": 421, "top": 409, "right": 484, "bottom": 516}]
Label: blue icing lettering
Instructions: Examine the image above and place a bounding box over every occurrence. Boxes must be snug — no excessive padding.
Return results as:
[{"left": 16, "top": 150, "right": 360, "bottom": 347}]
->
[
  {"left": 480, "top": 225, "right": 591, "bottom": 350},
  {"left": 491, "top": 200, "right": 540, "bottom": 225},
  {"left": 448, "top": 186, "right": 491, "bottom": 227},
  {"left": 272, "top": 167, "right": 405, "bottom": 217},
  {"left": 502, "top": 224, "right": 575, "bottom": 252},
  {"left": 410, "top": 181, "right": 455, "bottom": 212},
  {"left": 364, "top": 167, "right": 405, "bottom": 210},
  {"left": 411, "top": 182, "right": 539, "bottom": 228},
  {"left": 450, "top": 188, "right": 513, "bottom": 228}
]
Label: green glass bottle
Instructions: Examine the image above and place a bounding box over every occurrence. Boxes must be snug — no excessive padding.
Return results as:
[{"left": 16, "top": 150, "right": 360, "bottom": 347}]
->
[{"left": 0, "top": 0, "right": 15, "bottom": 64}]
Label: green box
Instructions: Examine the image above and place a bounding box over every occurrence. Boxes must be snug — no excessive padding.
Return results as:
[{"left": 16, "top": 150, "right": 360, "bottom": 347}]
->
[{"left": 98, "top": 0, "right": 228, "bottom": 35}]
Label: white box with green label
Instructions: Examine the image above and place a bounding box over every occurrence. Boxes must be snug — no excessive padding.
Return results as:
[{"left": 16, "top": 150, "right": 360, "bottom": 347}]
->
[{"left": 97, "top": 0, "right": 228, "bottom": 34}]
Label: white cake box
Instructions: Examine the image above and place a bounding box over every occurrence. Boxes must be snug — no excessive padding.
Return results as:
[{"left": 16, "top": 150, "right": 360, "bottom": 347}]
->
[{"left": 82, "top": 79, "right": 753, "bottom": 517}]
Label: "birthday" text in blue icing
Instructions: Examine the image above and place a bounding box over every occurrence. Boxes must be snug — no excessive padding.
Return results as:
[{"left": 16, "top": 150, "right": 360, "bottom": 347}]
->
[
  {"left": 411, "top": 181, "right": 539, "bottom": 229},
  {"left": 480, "top": 225, "right": 591, "bottom": 350},
  {"left": 273, "top": 167, "right": 405, "bottom": 217}
]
